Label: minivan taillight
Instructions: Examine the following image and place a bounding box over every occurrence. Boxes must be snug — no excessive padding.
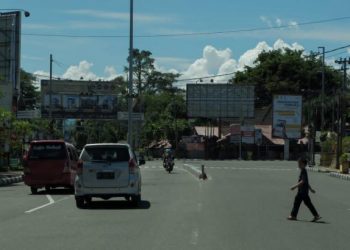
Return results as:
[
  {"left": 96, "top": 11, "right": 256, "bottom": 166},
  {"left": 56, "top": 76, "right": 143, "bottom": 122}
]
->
[
  {"left": 77, "top": 160, "right": 83, "bottom": 175},
  {"left": 62, "top": 161, "right": 70, "bottom": 173},
  {"left": 22, "top": 156, "right": 30, "bottom": 174},
  {"left": 129, "top": 158, "right": 137, "bottom": 174}
]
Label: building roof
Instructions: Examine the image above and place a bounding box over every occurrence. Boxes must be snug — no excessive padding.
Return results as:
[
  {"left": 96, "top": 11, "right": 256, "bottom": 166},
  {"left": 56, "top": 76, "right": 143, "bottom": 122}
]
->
[
  {"left": 217, "top": 124, "right": 284, "bottom": 145},
  {"left": 194, "top": 126, "right": 220, "bottom": 137}
]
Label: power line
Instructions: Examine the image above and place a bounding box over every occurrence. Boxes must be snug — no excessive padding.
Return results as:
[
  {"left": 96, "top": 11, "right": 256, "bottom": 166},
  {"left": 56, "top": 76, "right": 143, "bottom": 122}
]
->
[
  {"left": 175, "top": 72, "right": 235, "bottom": 82},
  {"left": 22, "top": 16, "right": 350, "bottom": 39}
]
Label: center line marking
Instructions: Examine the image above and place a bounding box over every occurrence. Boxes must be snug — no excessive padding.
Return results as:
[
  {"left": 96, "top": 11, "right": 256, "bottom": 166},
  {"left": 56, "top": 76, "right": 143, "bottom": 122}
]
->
[
  {"left": 25, "top": 195, "right": 55, "bottom": 214},
  {"left": 190, "top": 229, "right": 199, "bottom": 245}
]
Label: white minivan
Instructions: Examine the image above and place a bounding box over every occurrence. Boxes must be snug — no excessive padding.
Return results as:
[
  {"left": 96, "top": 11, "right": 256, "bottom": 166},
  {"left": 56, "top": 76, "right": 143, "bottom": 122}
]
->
[{"left": 74, "top": 143, "right": 143, "bottom": 208}]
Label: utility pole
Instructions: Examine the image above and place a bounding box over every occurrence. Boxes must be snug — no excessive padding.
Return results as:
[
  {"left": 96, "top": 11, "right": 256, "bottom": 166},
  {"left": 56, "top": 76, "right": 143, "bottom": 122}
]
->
[
  {"left": 49, "top": 54, "right": 53, "bottom": 119},
  {"left": 318, "top": 46, "right": 325, "bottom": 131},
  {"left": 335, "top": 57, "right": 350, "bottom": 169},
  {"left": 127, "top": 0, "right": 134, "bottom": 146}
]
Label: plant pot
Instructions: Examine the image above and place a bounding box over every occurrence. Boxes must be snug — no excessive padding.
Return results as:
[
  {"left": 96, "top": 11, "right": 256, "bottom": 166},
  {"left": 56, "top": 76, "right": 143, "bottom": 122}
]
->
[
  {"left": 320, "top": 153, "right": 334, "bottom": 167},
  {"left": 340, "top": 162, "right": 349, "bottom": 174}
]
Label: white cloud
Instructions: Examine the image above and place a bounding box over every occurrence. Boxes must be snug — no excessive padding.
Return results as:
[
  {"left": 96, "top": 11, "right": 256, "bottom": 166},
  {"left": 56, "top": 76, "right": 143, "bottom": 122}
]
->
[
  {"left": 62, "top": 61, "right": 98, "bottom": 80},
  {"left": 260, "top": 16, "right": 299, "bottom": 30},
  {"left": 288, "top": 21, "right": 299, "bottom": 29},
  {"left": 276, "top": 18, "right": 282, "bottom": 27},
  {"left": 260, "top": 16, "right": 272, "bottom": 27},
  {"left": 60, "top": 61, "right": 122, "bottom": 81},
  {"left": 104, "top": 66, "right": 120, "bottom": 80},
  {"left": 238, "top": 41, "right": 271, "bottom": 70},
  {"left": 176, "top": 39, "right": 304, "bottom": 88},
  {"left": 180, "top": 45, "right": 234, "bottom": 84}
]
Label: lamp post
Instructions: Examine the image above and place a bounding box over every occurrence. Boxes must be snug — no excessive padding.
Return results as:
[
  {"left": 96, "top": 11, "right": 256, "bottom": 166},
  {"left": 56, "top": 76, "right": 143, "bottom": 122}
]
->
[
  {"left": 0, "top": 9, "right": 30, "bottom": 17},
  {"left": 127, "top": 0, "right": 134, "bottom": 146}
]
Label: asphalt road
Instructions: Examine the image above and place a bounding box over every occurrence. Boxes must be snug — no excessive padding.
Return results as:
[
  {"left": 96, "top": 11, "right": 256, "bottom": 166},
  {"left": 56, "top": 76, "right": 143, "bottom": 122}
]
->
[{"left": 0, "top": 160, "right": 349, "bottom": 250}]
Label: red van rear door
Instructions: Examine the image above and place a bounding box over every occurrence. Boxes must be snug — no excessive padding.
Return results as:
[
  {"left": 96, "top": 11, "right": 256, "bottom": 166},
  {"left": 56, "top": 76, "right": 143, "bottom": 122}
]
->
[{"left": 27, "top": 142, "right": 68, "bottom": 181}]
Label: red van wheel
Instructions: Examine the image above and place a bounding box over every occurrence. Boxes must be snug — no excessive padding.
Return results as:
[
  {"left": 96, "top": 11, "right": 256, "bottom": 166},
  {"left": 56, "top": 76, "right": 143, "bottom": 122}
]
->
[{"left": 31, "top": 187, "right": 38, "bottom": 194}]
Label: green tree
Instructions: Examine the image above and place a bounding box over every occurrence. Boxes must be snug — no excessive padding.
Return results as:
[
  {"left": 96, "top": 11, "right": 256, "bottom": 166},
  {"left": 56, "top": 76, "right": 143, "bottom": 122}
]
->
[
  {"left": 18, "top": 69, "right": 40, "bottom": 110},
  {"left": 141, "top": 92, "right": 191, "bottom": 147},
  {"left": 231, "top": 49, "right": 343, "bottom": 130},
  {"left": 125, "top": 49, "right": 155, "bottom": 95},
  {"left": 124, "top": 49, "right": 181, "bottom": 95}
]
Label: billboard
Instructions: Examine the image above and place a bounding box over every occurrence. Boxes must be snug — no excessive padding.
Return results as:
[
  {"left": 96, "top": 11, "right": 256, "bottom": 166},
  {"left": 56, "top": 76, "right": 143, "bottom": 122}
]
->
[
  {"left": 186, "top": 84, "right": 254, "bottom": 118},
  {"left": 0, "top": 11, "right": 21, "bottom": 112},
  {"left": 41, "top": 80, "right": 119, "bottom": 119},
  {"left": 272, "top": 95, "right": 302, "bottom": 139}
]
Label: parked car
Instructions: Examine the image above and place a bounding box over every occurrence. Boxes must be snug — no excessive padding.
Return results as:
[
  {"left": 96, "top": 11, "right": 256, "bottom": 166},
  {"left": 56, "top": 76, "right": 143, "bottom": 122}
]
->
[
  {"left": 74, "top": 143, "right": 144, "bottom": 208},
  {"left": 23, "top": 140, "right": 79, "bottom": 194}
]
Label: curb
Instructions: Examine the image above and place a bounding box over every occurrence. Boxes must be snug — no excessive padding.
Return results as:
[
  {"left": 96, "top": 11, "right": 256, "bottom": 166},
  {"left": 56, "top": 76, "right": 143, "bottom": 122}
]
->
[
  {"left": 0, "top": 175, "right": 24, "bottom": 186},
  {"left": 329, "top": 172, "right": 350, "bottom": 181},
  {"left": 306, "top": 167, "right": 331, "bottom": 173}
]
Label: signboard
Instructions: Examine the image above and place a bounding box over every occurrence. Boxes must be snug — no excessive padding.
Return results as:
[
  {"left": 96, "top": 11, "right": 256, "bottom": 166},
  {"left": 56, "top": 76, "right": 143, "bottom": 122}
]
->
[
  {"left": 272, "top": 95, "right": 302, "bottom": 139},
  {"left": 230, "top": 124, "right": 241, "bottom": 144},
  {"left": 241, "top": 125, "right": 255, "bottom": 144},
  {"left": 0, "top": 12, "right": 21, "bottom": 112},
  {"left": 117, "top": 112, "right": 144, "bottom": 121},
  {"left": 230, "top": 135, "right": 241, "bottom": 144},
  {"left": 17, "top": 110, "right": 41, "bottom": 119},
  {"left": 187, "top": 84, "right": 255, "bottom": 118},
  {"left": 41, "top": 80, "right": 119, "bottom": 119}
]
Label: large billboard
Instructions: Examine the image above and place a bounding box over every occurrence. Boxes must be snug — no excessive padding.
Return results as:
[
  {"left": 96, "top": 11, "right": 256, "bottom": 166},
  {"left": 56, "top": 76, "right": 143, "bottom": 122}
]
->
[
  {"left": 186, "top": 84, "right": 255, "bottom": 118},
  {"left": 272, "top": 95, "right": 302, "bottom": 139},
  {"left": 0, "top": 11, "right": 21, "bottom": 112},
  {"left": 41, "top": 80, "right": 119, "bottom": 119}
]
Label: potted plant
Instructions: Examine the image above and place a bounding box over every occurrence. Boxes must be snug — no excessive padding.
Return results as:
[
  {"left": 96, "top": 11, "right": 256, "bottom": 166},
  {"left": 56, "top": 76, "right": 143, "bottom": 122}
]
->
[
  {"left": 339, "top": 153, "right": 349, "bottom": 174},
  {"left": 320, "top": 138, "right": 335, "bottom": 167}
]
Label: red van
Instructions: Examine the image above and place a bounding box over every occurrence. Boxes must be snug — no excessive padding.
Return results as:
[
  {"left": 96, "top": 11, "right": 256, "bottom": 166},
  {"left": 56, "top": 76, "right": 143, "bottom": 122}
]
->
[{"left": 23, "top": 140, "right": 78, "bottom": 194}]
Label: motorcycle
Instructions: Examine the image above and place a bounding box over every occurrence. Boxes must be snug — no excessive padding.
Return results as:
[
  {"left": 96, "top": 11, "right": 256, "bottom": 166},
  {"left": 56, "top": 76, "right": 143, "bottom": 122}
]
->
[{"left": 163, "top": 156, "right": 174, "bottom": 173}]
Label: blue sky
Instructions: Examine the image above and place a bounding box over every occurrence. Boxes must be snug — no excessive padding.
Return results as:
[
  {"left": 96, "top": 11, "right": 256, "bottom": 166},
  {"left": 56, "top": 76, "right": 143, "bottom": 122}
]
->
[{"left": 2, "top": 0, "right": 350, "bottom": 85}]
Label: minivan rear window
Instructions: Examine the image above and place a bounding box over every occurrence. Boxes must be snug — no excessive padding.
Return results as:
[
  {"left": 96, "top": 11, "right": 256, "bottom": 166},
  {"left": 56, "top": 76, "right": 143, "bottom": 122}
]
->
[
  {"left": 29, "top": 144, "right": 67, "bottom": 160},
  {"left": 81, "top": 146, "right": 129, "bottom": 162}
]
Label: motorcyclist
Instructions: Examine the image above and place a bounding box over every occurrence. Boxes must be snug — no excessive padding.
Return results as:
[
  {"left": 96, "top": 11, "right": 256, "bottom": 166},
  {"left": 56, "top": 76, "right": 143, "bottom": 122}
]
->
[{"left": 163, "top": 148, "right": 174, "bottom": 167}]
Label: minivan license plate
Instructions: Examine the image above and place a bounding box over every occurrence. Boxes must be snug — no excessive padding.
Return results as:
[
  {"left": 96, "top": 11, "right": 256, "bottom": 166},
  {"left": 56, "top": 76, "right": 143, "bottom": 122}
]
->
[{"left": 96, "top": 172, "right": 115, "bottom": 179}]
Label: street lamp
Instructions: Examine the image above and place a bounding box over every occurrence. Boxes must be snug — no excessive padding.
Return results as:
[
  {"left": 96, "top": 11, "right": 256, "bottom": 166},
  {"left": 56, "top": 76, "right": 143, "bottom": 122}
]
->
[{"left": 0, "top": 9, "right": 30, "bottom": 17}]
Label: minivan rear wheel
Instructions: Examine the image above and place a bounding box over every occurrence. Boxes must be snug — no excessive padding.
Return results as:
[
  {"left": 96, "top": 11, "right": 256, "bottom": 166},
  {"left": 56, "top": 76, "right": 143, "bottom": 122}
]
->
[
  {"left": 131, "top": 194, "right": 141, "bottom": 207},
  {"left": 85, "top": 197, "right": 92, "bottom": 207},
  {"left": 75, "top": 196, "right": 85, "bottom": 208},
  {"left": 30, "top": 187, "right": 38, "bottom": 194}
]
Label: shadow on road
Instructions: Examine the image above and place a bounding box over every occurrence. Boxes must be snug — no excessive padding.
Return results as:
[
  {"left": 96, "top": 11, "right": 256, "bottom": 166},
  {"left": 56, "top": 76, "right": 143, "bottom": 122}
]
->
[
  {"left": 31, "top": 188, "right": 74, "bottom": 196},
  {"left": 292, "top": 219, "right": 330, "bottom": 224},
  {"left": 85, "top": 200, "right": 151, "bottom": 210}
]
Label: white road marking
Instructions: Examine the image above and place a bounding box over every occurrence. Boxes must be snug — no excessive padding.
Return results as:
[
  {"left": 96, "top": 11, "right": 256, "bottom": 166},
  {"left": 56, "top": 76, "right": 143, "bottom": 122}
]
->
[
  {"left": 190, "top": 229, "right": 199, "bottom": 245},
  {"left": 25, "top": 195, "right": 73, "bottom": 214},
  {"left": 25, "top": 195, "right": 55, "bottom": 214},
  {"left": 197, "top": 202, "right": 203, "bottom": 212},
  {"left": 206, "top": 166, "right": 293, "bottom": 171}
]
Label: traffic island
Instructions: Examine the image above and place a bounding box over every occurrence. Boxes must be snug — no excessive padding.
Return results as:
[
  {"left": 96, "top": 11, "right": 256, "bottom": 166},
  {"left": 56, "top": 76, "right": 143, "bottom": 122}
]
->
[
  {"left": 183, "top": 164, "right": 208, "bottom": 180},
  {"left": 0, "top": 174, "right": 24, "bottom": 186}
]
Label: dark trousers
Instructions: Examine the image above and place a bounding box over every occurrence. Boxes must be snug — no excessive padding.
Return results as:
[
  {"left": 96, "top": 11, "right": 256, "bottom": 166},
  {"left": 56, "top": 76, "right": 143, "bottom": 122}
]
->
[{"left": 291, "top": 192, "right": 319, "bottom": 217}]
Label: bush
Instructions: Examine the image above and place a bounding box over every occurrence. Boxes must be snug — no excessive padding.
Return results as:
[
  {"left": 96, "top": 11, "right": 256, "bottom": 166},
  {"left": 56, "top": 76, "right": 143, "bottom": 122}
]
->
[
  {"left": 342, "top": 136, "right": 350, "bottom": 153},
  {"left": 321, "top": 139, "right": 335, "bottom": 153},
  {"left": 340, "top": 153, "right": 348, "bottom": 164}
]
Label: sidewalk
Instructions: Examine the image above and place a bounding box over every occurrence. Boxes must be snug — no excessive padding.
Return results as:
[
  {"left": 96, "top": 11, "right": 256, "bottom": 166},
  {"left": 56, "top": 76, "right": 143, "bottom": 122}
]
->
[
  {"left": 307, "top": 166, "right": 350, "bottom": 181},
  {"left": 0, "top": 171, "right": 24, "bottom": 186}
]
